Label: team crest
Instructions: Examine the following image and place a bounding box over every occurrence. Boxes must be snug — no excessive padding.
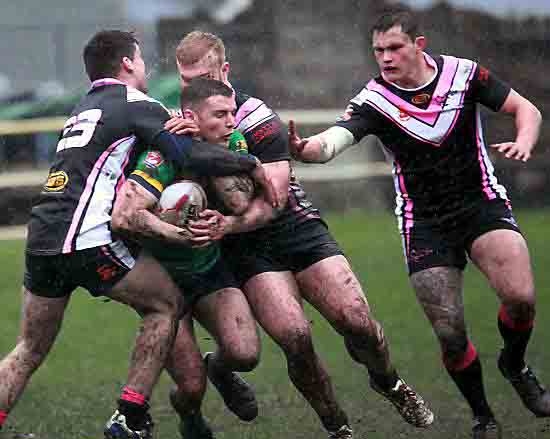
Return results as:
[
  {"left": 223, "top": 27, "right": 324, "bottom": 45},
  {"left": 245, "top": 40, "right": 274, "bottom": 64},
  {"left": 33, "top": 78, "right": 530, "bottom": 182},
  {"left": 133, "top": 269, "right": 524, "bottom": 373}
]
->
[
  {"left": 234, "top": 139, "right": 248, "bottom": 153},
  {"left": 411, "top": 93, "right": 430, "bottom": 105},
  {"left": 144, "top": 151, "right": 164, "bottom": 168}
]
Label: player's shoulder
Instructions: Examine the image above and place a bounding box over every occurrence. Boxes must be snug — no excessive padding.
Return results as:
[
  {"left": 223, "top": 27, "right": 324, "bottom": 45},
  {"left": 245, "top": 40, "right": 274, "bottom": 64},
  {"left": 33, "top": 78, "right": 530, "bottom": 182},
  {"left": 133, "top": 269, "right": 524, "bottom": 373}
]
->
[
  {"left": 234, "top": 88, "right": 273, "bottom": 113},
  {"left": 233, "top": 88, "right": 278, "bottom": 133},
  {"left": 346, "top": 78, "right": 381, "bottom": 108},
  {"left": 126, "top": 86, "right": 169, "bottom": 111},
  {"left": 438, "top": 53, "right": 478, "bottom": 72}
]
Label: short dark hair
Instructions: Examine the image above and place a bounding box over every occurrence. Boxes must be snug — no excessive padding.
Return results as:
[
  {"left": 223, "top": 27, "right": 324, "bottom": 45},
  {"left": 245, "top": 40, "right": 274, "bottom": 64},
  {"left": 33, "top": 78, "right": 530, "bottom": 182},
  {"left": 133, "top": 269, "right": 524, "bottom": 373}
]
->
[
  {"left": 371, "top": 10, "right": 421, "bottom": 41},
  {"left": 83, "top": 30, "right": 139, "bottom": 82},
  {"left": 180, "top": 78, "right": 233, "bottom": 110}
]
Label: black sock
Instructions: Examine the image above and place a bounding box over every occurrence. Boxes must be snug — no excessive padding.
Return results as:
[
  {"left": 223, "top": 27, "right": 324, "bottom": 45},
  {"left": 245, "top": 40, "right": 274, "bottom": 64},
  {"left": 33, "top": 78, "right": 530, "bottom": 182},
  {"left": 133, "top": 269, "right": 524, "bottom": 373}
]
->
[
  {"left": 117, "top": 399, "right": 149, "bottom": 430},
  {"left": 369, "top": 368, "right": 399, "bottom": 392},
  {"left": 447, "top": 356, "right": 494, "bottom": 419},
  {"left": 498, "top": 306, "right": 533, "bottom": 374}
]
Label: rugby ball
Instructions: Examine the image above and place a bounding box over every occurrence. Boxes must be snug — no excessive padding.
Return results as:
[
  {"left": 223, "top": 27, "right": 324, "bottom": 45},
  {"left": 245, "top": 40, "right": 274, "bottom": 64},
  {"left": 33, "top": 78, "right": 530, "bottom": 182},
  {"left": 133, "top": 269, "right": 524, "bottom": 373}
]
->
[{"left": 157, "top": 180, "right": 207, "bottom": 226}]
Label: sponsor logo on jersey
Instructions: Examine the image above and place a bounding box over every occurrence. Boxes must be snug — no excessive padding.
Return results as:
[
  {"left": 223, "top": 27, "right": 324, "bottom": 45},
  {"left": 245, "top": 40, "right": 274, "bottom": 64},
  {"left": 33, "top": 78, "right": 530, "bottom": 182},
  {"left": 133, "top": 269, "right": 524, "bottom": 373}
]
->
[
  {"left": 411, "top": 93, "right": 431, "bottom": 105},
  {"left": 144, "top": 151, "right": 164, "bottom": 168},
  {"left": 408, "top": 248, "right": 434, "bottom": 263},
  {"left": 252, "top": 121, "right": 279, "bottom": 143},
  {"left": 43, "top": 170, "right": 69, "bottom": 192},
  {"left": 234, "top": 139, "right": 248, "bottom": 153}
]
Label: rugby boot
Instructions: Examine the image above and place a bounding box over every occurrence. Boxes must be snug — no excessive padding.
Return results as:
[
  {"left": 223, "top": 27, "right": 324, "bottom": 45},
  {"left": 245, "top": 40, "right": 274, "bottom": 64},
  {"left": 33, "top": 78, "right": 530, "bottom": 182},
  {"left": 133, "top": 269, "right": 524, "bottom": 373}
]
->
[
  {"left": 472, "top": 416, "right": 501, "bottom": 439},
  {"left": 327, "top": 424, "right": 354, "bottom": 439},
  {"left": 370, "top": 377, "right": 434, "bottom": 428},
  {"left": 178, "top": 411, "right": 214, "bottom": 439},
  {"left": 204, "top": 352, "right": 258, "bottom": 421},
  {"left": 498, "top": 351, "right": 550, "bottom": 417},
  {"left": 104, "top": 410, "right": 153, "bottom": 439}
]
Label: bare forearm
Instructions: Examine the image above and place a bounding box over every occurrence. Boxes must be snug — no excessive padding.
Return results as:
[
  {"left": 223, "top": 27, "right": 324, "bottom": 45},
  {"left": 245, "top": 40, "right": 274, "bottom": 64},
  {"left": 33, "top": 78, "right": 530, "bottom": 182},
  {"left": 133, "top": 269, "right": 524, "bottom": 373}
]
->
[
  {"left": 114, "top": 208, "right": 191, "bottom": 245},
  {"left": 112, "top": 181, "right": 191, "bottom": 246},
  {"left": 301, "top": 126, "right": 356, "bottom": 163},
  {"left": 515, "top": 103, "right": 542, "bottom": 151}
]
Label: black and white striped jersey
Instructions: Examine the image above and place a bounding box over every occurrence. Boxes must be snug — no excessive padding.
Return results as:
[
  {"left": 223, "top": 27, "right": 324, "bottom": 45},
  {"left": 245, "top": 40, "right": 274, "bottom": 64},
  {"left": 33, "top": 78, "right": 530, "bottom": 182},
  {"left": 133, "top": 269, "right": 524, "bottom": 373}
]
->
[
  {"left": 234, "top": 90, "right": 321, "bottom": 236},
  {"left": 26, "top": 78, "right": 170, "bottom": 255},
  {"left": 336, "top": 54, "right": 511, "bottom": 230}
]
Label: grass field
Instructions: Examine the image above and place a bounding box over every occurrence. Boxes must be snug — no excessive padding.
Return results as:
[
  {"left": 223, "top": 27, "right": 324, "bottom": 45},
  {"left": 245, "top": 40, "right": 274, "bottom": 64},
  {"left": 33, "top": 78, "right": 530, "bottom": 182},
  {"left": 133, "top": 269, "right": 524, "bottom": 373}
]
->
[{"left": 1, "top": 210, "right": 550, "bottom": 438}]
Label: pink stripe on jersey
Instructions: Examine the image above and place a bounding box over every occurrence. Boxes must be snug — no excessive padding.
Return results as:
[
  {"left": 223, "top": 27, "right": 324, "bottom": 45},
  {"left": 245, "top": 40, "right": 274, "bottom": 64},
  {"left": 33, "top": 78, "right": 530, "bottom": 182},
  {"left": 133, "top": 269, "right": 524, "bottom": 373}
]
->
[
  {"left": 367, "top": 55, "right": 459, "bottom": 126},
  {"left": 62, "top": 136, "right": 134, "bottom": 254},
  {"left": 235, "top": 97, "right": 263, "bottom": 126},
  {"left": 394, "top": 160, "right": 414, "bottom": 244},
  {"left": 475, "top": 109, "right": 497, "bottom": 201},
  {"left": 115, "top": 147, "right": 133, "bottom": 194},
  {"left": 437, "top": 60, "right": 477, "bottom": 145},
  {"left": 0, "top": 410, "right": 7, "bottom": 426},
  {"left": 366, "top": 99, "right": 440, "bottom": 146}
]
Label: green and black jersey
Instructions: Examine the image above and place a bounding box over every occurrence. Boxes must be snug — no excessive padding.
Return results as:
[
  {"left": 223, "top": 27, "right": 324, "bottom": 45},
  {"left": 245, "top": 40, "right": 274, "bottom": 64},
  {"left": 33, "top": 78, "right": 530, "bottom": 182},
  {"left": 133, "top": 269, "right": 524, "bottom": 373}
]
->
[{"left": 127, "top": 130, "right": 248, "bottom": 274}]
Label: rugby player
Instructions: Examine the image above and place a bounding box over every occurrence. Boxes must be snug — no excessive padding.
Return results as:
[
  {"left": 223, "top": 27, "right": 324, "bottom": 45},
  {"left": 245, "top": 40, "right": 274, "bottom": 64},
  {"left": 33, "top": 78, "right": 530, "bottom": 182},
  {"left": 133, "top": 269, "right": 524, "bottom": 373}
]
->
[
  {"left": 172, "top": 31, "right": 434, "bottom": 439},
  {"left": 0, "top": 30, "right": 275, "bottom": 439},
  {"left": 112, "top": 78, "right": 261, "bottom": 439},
  {"left": 288, "top": 10, "right": 549, "bottom": 439}
]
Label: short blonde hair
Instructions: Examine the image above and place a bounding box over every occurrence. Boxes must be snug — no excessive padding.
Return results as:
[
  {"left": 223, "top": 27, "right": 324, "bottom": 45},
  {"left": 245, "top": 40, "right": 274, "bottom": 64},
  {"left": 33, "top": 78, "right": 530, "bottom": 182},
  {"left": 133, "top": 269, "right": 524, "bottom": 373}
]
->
[{"left": 176, "top": 31, "right": 225, "bottom": 67}]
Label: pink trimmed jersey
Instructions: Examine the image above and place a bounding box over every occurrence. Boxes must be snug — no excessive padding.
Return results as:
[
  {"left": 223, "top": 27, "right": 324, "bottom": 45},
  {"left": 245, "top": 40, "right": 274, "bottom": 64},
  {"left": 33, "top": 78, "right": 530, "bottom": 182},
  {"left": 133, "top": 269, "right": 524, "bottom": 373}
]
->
[
  {"left": 336, "top": 54, "right": 511, "bottom": 231},
  {"left": 26, "top": 79, "right": 170, "bottom": 255}
]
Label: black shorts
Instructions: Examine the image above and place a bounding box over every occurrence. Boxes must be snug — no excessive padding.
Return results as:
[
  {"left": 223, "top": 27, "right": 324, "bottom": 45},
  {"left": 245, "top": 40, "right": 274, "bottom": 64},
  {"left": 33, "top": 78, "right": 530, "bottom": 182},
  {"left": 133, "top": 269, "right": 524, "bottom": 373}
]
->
[
  {"left": 24, "top": 241, "right": 137, "bottom": 298},
  {"left": 160, "top": 256, "right": 240, "bottom": 306},
  {"left": 403, "top": 199, "right": 522, "bottom": 275},
  {"left": 223, "top": 218, "right": 343, "bottom": 285}
]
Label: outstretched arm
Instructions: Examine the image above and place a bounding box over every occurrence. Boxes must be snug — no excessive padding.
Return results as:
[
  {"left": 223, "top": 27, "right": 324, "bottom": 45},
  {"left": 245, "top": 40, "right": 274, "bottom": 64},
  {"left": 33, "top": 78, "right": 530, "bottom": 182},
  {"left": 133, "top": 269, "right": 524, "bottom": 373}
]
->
[
  {"left": 288, "top": 120, "right": 356, "bottom": 163},
  {"left": 490, "top": 89, "right": 542, "bottom": 162}
]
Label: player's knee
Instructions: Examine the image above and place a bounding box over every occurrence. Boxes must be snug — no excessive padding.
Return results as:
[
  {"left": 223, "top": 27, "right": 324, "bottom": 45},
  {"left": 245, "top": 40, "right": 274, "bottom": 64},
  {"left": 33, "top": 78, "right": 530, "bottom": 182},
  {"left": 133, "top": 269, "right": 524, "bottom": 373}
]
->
[
  {"left": 220, "top": 342, "right": 260, "bottom": 372},
  {"left": 226, "top": 349, "right": 260, "bottom": 372}
]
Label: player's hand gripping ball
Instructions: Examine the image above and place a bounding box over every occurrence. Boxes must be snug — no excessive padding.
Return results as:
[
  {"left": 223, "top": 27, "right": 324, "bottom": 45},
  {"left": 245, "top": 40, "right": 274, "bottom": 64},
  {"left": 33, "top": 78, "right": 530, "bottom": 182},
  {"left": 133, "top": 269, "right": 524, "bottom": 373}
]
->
[{"left": 157, "top": 181, "right": 208, "bottom": 227}]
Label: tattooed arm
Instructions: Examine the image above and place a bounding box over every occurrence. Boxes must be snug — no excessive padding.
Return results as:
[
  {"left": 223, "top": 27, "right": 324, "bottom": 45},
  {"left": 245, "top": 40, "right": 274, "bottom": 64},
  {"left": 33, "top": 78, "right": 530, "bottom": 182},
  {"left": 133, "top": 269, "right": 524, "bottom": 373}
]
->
[
  {"left": 211, "top": 174, "right": 256, "bottom": 216},
  {"left": 111, "top": 179, "right": 194, "bottom": 246},
  {"left": 216, "top": 161, "right": 289, "bottom": 234}
]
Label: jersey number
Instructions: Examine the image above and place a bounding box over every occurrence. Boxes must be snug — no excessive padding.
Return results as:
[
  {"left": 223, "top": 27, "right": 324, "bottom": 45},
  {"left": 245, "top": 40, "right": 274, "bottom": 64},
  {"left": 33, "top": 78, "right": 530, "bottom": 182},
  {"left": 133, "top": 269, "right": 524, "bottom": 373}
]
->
[{"left": 56, "top": 109, "right": 102, "bottom": 152}]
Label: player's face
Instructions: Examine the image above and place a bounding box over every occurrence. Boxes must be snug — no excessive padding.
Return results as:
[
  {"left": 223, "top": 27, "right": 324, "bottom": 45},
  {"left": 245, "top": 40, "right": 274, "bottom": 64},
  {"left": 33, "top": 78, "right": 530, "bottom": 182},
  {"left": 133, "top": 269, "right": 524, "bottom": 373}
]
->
[
  {"left": 131, "top": 44, "right": 148, "bottom": 92},
  {"left": 372, "top": 25, "right": 423, "bottom": 87},
  {"left": 177, "top": 55, "right": 228, "bottom": 89},
  {"left": 195, "top": 95, "right": 237, "bottom": 146}
]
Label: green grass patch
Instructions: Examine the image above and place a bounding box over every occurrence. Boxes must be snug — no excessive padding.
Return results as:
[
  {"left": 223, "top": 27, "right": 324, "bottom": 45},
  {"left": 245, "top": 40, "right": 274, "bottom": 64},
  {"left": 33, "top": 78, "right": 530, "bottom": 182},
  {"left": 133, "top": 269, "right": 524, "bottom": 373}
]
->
[{"left": 1, "top": 209, "right": 549, "bottom": 438}]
